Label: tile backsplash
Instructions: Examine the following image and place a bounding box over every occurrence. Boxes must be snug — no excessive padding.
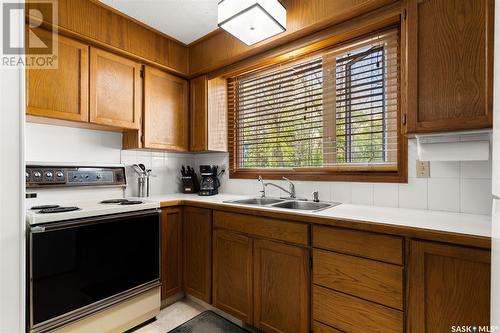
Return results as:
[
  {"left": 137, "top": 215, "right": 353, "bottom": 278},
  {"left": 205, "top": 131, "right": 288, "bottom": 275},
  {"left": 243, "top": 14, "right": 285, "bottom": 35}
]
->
[
  {"left": 26, "top": 124, "right": 493, "bottom": 215},
  {"left": 193, "top": 139, "right": 493, "bottom": 215}
]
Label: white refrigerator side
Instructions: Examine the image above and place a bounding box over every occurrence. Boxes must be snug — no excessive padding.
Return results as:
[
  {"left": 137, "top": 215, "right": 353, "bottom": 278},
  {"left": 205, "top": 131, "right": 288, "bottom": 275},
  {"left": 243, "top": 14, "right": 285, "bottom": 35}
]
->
[{"left": 492, "top": 0, "right": 500, "bottom": 325}]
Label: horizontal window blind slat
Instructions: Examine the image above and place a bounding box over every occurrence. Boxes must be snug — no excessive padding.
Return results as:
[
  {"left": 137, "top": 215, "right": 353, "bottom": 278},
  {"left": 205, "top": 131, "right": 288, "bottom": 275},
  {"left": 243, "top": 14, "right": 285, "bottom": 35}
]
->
[{"left": 228, "top": 28, "right": 401, "bottom": 170}]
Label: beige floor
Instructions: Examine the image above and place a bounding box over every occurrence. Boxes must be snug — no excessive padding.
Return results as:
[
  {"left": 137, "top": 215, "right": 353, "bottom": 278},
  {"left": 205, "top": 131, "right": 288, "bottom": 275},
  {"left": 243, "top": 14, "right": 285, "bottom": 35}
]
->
[{"left": 133, "top": 299, "right": 207, "bottom": 333}]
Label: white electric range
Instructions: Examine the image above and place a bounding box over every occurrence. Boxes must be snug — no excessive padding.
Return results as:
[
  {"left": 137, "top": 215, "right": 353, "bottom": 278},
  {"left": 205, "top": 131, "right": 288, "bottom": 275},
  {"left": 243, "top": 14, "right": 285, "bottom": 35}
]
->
[{"left": 25, "top": 163, "right": 161, "bottom": 333}]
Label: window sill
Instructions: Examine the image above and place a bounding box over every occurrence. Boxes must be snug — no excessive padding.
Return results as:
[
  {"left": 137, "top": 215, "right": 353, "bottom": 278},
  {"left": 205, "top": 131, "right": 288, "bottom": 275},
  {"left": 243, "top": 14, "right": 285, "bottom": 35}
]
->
[{"left": 229, "top": 168, "right": 408, "bottom": 183}]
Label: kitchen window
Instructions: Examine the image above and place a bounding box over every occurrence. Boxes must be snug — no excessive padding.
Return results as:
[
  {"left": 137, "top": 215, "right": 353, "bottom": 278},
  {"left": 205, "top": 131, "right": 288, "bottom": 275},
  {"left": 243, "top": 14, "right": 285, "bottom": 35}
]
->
[{"left": 227, "top": 28, "right": 405, "bottom": 182}]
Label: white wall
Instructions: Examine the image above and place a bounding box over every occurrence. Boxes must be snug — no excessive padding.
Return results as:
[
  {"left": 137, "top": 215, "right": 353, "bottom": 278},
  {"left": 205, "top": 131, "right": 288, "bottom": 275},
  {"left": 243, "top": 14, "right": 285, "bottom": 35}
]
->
[
  {"left": 25, "top": 123, "right": 194, "bottom": 197},
  {"left": 25, "top": 126, "right": 493, "bottom": 215},
  {"left": 194, "top": 138, "right": 493, "bottom": 215},
  {"left": 0, "top": 6, "right": 25, "bottom": 333}
]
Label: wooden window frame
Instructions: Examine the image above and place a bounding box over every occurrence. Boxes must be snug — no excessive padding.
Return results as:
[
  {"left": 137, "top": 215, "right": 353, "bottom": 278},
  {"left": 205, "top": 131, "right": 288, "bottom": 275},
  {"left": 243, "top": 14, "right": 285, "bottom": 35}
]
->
[{"left": 222, "top": 5, "right": 407, "bottom": 183}]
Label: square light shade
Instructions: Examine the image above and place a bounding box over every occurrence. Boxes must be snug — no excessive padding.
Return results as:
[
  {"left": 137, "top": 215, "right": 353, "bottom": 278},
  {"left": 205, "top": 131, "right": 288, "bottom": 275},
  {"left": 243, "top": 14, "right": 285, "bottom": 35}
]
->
[{"left": 218, "top": 0, "right": 287, "bottom": 46}]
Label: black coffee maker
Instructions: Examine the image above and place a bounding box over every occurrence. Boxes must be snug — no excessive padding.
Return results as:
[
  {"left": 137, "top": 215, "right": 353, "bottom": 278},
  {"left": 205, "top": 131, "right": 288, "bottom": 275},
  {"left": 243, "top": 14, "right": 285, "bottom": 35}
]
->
[{"left": 199, "top": 165, "right": 220, "bottom": 196}]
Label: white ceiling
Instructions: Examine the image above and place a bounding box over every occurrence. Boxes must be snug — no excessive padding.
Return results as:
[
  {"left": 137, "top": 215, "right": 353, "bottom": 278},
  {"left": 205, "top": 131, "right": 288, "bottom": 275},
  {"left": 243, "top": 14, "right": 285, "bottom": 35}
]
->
[{"left": 99, "top": 0, "right": 220, "bottom": 45}]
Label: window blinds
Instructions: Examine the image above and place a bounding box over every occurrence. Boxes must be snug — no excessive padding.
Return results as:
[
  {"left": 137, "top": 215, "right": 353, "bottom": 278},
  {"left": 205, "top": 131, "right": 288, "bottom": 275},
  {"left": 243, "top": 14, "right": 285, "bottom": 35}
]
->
[{"left": 228, "top": 29, "right": 400, "bottom": 171}]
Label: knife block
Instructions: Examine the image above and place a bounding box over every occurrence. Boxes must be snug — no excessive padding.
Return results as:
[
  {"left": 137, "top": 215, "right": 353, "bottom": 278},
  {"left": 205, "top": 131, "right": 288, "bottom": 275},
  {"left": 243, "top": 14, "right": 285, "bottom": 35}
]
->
[{"left": 182, "top": 175, "right": 199, "bottom": 193}]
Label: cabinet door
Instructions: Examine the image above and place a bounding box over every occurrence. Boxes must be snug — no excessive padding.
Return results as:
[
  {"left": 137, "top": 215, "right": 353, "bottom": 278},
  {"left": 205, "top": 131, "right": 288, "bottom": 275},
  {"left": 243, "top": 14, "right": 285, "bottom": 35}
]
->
[
  {"left": 190, "top": 75, "right": 208, "bottom": 152},
  {"left": 406, "top": 0, "right": 493, "bottom": 133},
  {"left": 213, "top": 229, "right": 253, "bottom": 323},
  {"left": 26, "top": 30, "right": 89, "bottom": 122},
  {"left": 408, "top": 240, "right": 490, "bottom": 332},
  {"left": 254, "top": 239, "right": 309, "bottom": 333},
  {"left": 160, "top": 208, "right": 182, "bottom": 300},
  {"left": 183, "top": 207, "right": 212, "bottom": 303},
  {"left": 89, "top": 47, "right": 141, "bottom": 130},
  {"left": 144, "top": 66, "right": 189, "bottom": 151}
]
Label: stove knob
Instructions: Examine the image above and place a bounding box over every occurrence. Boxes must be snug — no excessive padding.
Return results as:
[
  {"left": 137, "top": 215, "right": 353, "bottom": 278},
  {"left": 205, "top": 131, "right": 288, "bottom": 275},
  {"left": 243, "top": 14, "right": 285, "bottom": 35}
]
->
[
  {"left": 56, "top": 171, "right": 64, "bottom": 178},
  {"left": 96, "top": 174, "right": 102, "bottom": 180},
  {"left": 33, "top": 171, "right": 42, "bottom": 179},
  {"left": 26, "top": 172, "right": 30, "bottom": 181},
  {"left": 45, "top": 171, "right": 53, "bottom": 178}
]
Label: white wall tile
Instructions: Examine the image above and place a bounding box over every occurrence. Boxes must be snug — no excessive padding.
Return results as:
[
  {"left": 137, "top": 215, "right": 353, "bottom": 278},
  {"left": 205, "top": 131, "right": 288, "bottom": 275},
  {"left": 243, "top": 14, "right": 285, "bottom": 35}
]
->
[
  {"left": 331, "top": 182, "right": 352, "bottom": 204},
  {"left": 293, "top": 181, "right": 331, "bottom": 201},
  {"left": 27, "top": 125, "right": 493, "bottom": 216},
  {"left": 430, "top": 161, "right": 460, "bottom": 178},
  {"left": 460, "top": 161, "right": 492, "bottom": 179},
  {"left": 351, "top": 183, "right": 374, "bottom": 205},
  {"left": 428, "top": 178, "right": 460, "bottom": 212},
  {"left": 407, "top": 139, "right": 418, "bottom": 178},
  {"left": 399, "top": 178, "right": 428, "bottom": 210},
  {"left": 374, "top": 183, "right": 398, "bottom": 207},
  {"left": 460, "top": 179, "right": 493, "bottom": 215}
]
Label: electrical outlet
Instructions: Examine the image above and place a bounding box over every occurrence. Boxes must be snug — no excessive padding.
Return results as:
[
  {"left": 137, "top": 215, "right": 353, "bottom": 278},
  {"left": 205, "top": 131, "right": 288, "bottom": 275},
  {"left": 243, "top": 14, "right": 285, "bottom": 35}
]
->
[{"left": 416, "top": 160, "right": 430, "bottom": 178}]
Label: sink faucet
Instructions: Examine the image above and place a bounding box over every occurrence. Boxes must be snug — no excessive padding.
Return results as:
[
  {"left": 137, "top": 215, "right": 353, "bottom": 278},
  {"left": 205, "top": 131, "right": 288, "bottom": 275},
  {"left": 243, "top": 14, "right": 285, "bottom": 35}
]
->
[
  {"left": 282, "top": 177, "right": 296, "bottom": 199},
  {"left": 258, "top": 175, "right": 296, "bottom": 199},
  {"left": 258, "top": 175, "right": 266, "bottom": 198}
]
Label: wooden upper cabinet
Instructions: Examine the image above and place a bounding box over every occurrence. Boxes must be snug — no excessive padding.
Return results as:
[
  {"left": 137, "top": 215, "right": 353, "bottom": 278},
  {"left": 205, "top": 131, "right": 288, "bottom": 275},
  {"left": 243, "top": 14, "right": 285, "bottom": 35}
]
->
[
  {"left": 183, "top": 207, "right": 212, "bottom": 303},
  {"left": 190, "top": 76, "right": 208, "bottom": 151},
  {"left": 406, "top": 0, "right": 494, "bottom": 133},
  {"left": 144, "top": 66, "right": 189, "bottom": 151},
  {"left": 213, "top": 230, "right": 253, "bottom": 324},
  {"left": 190, "top": 76, "right": 228, "bottom": 152},
  {"left": 26, "top": 30, "right": 89, "bottom": 122},
  {"left": 253, "top": 239, "right": 309, "bottom": 333},
  {"left": 408, "top": 240, "right": 490, "bottom": 332},
  {"left": 89, "top": 47, "right": 141, "bottom": 130},
  {"left": 160, "top": 208, "right": 183, "bottom": 300}
]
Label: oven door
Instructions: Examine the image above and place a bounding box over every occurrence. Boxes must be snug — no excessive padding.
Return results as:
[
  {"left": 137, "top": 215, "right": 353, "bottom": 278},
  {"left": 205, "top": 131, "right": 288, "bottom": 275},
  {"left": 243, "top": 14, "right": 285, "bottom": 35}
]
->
[{"left": 28, "top": 209, "right": 160, "bottom": 331}]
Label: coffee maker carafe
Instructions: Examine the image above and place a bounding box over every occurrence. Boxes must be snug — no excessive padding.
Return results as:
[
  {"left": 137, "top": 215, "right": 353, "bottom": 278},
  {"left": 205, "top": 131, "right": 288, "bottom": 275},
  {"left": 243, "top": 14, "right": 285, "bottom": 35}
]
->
[{"left": 199, "top": 165, "right": 220, "bottom": 196}]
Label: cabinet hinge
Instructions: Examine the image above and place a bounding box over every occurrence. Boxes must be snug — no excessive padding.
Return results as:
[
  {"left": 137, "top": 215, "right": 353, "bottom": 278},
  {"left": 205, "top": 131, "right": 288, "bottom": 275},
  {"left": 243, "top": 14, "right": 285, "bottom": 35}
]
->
[
  {"left": 403, "top": 114, "right": 407, "bottom": 125},
  {"left": 141, "top": 135, "right": 145, "bottom": 143},
  {"left": 403, "top": 8, "right": 407, "bottom": 20},
  {"left": 140, "top": 69, "right": 145, "bottom": 78},
  {"left": 309, "top": 256, "right": 313, "bottom": 269}
]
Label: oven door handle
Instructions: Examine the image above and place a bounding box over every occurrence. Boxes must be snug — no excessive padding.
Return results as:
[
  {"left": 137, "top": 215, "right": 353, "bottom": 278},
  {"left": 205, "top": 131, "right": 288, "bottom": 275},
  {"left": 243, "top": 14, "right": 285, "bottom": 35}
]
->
[
  {"left": 30, "top": 226, "right": 46, "bottom": 233},
  {"left": 28, "top": 209, "right": 160, "bottom": 233}
]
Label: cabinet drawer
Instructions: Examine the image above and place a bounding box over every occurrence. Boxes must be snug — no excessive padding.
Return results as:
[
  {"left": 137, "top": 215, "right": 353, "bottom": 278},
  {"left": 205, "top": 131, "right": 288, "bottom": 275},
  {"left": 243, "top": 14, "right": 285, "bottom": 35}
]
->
[
  {"left": 313, "top": 286, "right": 403, "bottom": 333},
  {"left": 313, "top": 226, "right": 403, "bottom": 265},
  {"left": 313, "top": 321, "right": 344, "bottom": 333},
  {"left": 313, "top": 249, "right": 403, "bottom": 310},
  {"left": 213, "top": 211, "right": 308, "bottom": 246}
]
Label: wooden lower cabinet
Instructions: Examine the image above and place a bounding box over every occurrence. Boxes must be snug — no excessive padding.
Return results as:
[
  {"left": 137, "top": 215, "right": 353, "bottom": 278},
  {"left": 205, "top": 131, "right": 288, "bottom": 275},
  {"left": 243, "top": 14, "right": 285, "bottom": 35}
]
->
[
  {"left": 313, "top": 286, "right": 403, "bottom": 333},
  {"left": 253, "top": 239, "right": 309, "bottom": 333},
  {"left": 183, "top": 207, "right": 212, "bottom": 303},
  {"left": 160, "top": 208, "right": 183, "bottom": 300},
  {"left": 212, "top": 230, "right": 253, "bottom": 323},
  {"left": 408, "top": 240, "right": 491, "bottom": 332}
]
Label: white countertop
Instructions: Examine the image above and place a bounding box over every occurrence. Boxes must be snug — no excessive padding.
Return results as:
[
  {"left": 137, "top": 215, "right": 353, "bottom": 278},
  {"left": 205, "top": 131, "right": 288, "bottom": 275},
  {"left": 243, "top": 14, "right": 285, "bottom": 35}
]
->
[{"left": 143, "top": 193, "right": 492, "bottom": 238}]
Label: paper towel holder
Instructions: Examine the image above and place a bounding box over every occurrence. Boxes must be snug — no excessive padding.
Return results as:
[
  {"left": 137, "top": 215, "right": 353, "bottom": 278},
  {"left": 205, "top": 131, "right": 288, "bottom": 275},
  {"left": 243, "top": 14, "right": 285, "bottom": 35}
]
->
[{"left": 415, "top": 129, "right": 492, "bottom": 162}]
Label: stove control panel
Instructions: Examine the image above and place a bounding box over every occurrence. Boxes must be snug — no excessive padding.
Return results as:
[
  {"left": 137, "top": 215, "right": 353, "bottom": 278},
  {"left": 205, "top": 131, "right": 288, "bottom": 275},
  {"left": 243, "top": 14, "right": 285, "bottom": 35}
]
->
[{"left": 26, "top": 165, "right": 126, "bottom": 188}]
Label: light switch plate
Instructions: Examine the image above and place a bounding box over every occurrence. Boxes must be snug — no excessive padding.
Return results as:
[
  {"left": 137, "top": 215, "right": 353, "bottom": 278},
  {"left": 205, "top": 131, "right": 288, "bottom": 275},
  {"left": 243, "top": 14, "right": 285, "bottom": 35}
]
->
[{"left": 416, "top": 160, "right": 430, "bottom": 178}]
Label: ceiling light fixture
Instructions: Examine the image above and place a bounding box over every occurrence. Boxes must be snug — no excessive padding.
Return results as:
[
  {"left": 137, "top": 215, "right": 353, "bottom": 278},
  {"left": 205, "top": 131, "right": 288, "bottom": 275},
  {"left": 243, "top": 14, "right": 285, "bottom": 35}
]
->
[{"left": 217, "top": 0, "right": 287, "bottom": 46}]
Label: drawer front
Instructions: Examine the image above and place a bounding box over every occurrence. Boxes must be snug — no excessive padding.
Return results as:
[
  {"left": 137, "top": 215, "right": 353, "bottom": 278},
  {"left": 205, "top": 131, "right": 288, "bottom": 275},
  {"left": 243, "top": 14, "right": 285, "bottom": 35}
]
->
[
  {"left": 313, "top": 249, "right": 403, "bottom": 310},
  {"left": 313, "top": 286, "right": 403, "bottom": 333},
  {"left": 313, "top": 321, "right": 344, "bottom": 333},
  {"left": 213, "top": 211, "right": 309, "bottom": 246},
  {"left": 313, "top": 226, "right": 403, "bottom": 265}
]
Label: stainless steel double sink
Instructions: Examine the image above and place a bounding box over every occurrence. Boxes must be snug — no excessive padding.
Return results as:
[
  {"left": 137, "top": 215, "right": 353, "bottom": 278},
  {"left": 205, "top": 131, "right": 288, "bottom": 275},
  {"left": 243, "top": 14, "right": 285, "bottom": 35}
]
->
[{"left": 224, "top": 197, "right": 340, "bottom": 212}]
